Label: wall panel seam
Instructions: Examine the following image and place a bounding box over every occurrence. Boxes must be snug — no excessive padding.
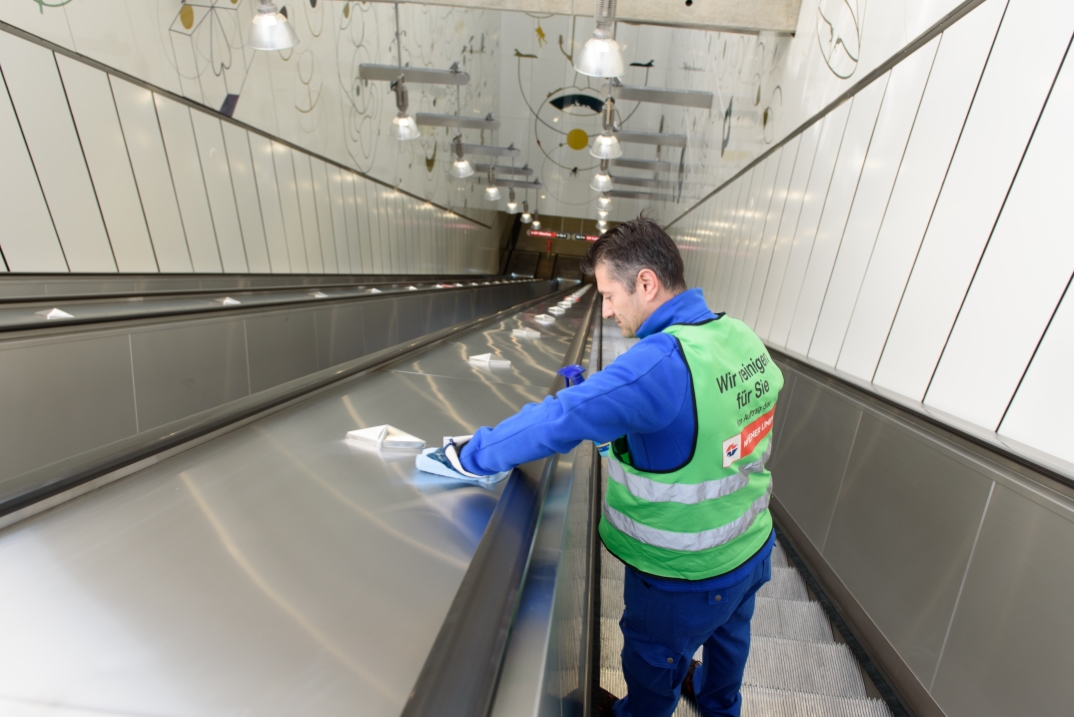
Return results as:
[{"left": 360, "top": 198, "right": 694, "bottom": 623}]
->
[
  {"left": 928, "top": 480, "right": 994, "bottom": 691},
  {"left": 0, "top": 63, "right": 69, "bottom": 272},
  {"left": 52, "top": 51, "right": 119, "bottom": 272},
  {"left": 150, "top": 92, "right": 195, "bottom": 270},
  {"left": 921, "top": 32, "right": 1074, "bottom": 407},
  {"left": 870, "top": 0, "right": 1011, "bottom": 384},
  {"left": 220, "top": 121, "right": 252, "bottom": 272},
  {"left": 187, "top": 108, "right": 226, "bottom": 271}
]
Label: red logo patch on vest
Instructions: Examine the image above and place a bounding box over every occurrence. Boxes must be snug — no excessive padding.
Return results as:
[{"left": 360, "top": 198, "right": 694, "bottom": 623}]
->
[{"left": 722, "top": 407, "right": 776, "bottom": 468}]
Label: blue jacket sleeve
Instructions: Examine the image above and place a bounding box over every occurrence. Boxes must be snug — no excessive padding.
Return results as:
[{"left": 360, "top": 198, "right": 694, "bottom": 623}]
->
[{"left": 459, "top": 334, "right": 692, "bottom": 475}]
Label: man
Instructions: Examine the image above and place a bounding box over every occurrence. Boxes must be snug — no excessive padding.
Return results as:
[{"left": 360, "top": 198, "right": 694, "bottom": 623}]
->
[{"left": 431, "top": 216, "right": 783, "bottom": 717}]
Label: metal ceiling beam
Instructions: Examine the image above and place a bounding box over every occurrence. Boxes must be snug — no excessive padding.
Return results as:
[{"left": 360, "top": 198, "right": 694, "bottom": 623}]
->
[
  {"left": 358, "top": 64, "right": 470, "bottom": 85},
  {"left": 608, "top": 189, "right": 675, "bottom": 201},
  {"left": 613, "top": 129, "right": 688, "bottom": 148},
  {"left": 472, "top": 163, "right": 532, "bottom": 176},
  {"left": 495, "top": 179, "right": 542, "bottom": 190},
  {"left": 604, "top": 83, "right": 713, "bottom": 110},
  {"left": 461, "top": 144, "right": 520, "bottom": 158},
  {"left": 358, "top": 0, "right": 801, "bottom": 34},
  {"left": 610, "top": 157, "right": 672, "bottom": 173},
  {"left": 416, "top": 113, "right": 500, "bottom": 130},
  {"left": 609, "top": 175, "right": 676, "bottom": 190}
]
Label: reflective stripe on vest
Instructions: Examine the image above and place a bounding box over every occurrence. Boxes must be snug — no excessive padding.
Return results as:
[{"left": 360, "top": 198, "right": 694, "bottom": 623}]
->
[
  {"left": 603, "top": 482, "right": 772, "bottom": 552},
  {"left": 607, "top": 448, "right": 770, "bottom": 505}
]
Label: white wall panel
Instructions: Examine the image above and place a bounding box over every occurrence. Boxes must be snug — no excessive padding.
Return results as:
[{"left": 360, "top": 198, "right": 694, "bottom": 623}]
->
[
  {"left": 925, "top": 47, "right": 1074, "bottom": 430},
  {"left": 190, "top": 112, "right": 248, "bottom": 273},
  {"left": 717, "top": 171, "right": 756, "bottom": 309},
  {"left": 56, "top": 57, "right": 156, "bottom": 273},
  {"left": 221, "top": 124, "right": 271, "bottom": 273},
  {"left": 744, "top": 135, "right": 801, "bottom": 328},
  {"left": 348, "top": 173, "right": 370, "bottom": 272},
  {"left": 0, "top": 74, "right": 66, "bottom": 272},
  {"left": 755, "top": 121, "right": 822, "bottom": 339},
  {"left": 310, "top": 158, "right": 338, "bottom": 273},
  {"left": 248, "top": 134, "right": 289, "bottom": 272},
  {"left": 786, "top": 74, "right": 890, "bottom": 354},
  {"left": 271, "top": 141, "right": 308, "bottom": 272},
  {"left": 836, "top": 0, "right": 1008, "bottom": 381},
  {"left": 725, "top": 164, "right": 766, "bottom": 315},
  {"left": 734, "top": 152, "right": 782, "bottom": 317},
  {"left": 340, "top": 172, "right": 361, "bottom": 273},
  {"left": 768, "top": 101, "right": 852, "bottom": 348},
  {"left": 365, "top": 180, "right": 384, "bottom": 272},
  {"left": 154, "top": 95, "right": 221, "bottom": 273},
  {"left": 711, "top": 180, "right": 745, "bottom": 308},
  {"left": 874, "top": 0, "right": 1074, "bottom": 400},
  {"left": 0, "top": 36, "right": 114, "bottom": 272},
  {"left": 809, "top": 39, "right": 940, "bottom": 366},
  {"left": 999, "top": 282, "right": 1074, "bottom": 464},
  {"left": 110, "top": 78, "right": 191, "bottom": 273},
  {"left": 292, "top": 152, "right": 324, "bottom": 273},
  {"left": 327, "top": 165, "right": 351, "bottom": 273}
]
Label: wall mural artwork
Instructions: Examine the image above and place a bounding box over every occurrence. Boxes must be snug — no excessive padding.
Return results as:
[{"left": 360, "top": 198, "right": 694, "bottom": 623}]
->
[{"left": 817, "top": 0, "right": 865, "bottom": 78}]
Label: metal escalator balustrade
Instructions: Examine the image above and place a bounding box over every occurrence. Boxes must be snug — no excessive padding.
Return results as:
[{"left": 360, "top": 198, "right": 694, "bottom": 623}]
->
[{"left": 596, "top": 320, "right": 895, "bottom": 717}]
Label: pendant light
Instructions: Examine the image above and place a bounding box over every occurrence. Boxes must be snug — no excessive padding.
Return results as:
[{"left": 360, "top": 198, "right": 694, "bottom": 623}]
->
[
  {"left": 531, "top": 212, "right": 541, "bottom": 230},
  {"left": 591, "top": 158, "right": 613, "bottom": 192},
  {"left": 521, "top": 200, "right": 532, "bottom": 224},
  {"left": 389, "top": 76, "right": 420, "bottom": 141},
  {"left": 449, "top": 135, "right": 474, "bottom": 178},
  {"left": 597, "top": 209, "right": 609, "bottom": 219},
  {"left": 484, "top": 167, "right": 502, "bottom": 201},
  {"left": 590, "top": 97, "right": 622, "bottom": 159},
  {"left": 574, "top": 0, "right": 624, "bottom": 78},
  {"left": 598, "top": 194, "right": 612, "bottom": 209},
  {"left": 249, "top": 0, "right": 299, "bottom": 51},
  {"left": 506, "top": 188, "right": 519, "bottom": 214},
  {"left": 597, "top": 219, "right": 608, "bottom": 232}
]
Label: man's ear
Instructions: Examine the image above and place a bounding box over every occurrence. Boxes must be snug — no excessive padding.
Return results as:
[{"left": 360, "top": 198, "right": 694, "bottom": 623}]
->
[{"left": 636, "top": 268, "right": 661, "bottom": 301}]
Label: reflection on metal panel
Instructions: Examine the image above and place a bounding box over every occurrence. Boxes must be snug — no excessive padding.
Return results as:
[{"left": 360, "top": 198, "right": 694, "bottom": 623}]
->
[
  {"left": 245, "top": 309, "right": 320, "bottom": 392},
  {"left": 56, "top": 56, "right": 157, "bottom": 273},
  {"left": 0, "top": 334, "right": 136, "bottom": 483},
  {"left": 0, "top": 34, "right": 114, "bottom": 272},
  {"left": 769, "top": 371, "right": 861, "bottom": 550},
  {"left": 154, "top": 94, "right": 221, "bottom": 272},
  {"left": 823, "top": 412, "right": 992, "bottom": 684},
  {"left": 314, "top": 303, "right": 365, "bottom": 370},
  {"left": 131, "top": 319, "right": 249, "bottom": 431},
  {"left": 110, "top": 77, "right": 192, "bottom": 272}
]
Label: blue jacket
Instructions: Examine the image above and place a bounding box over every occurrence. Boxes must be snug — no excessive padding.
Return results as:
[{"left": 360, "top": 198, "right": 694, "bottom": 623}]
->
[{"left": 460, "top": 288, "right": 773, "bottom": 587}]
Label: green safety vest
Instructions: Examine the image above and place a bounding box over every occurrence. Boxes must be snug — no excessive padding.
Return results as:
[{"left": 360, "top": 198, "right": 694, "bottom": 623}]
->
[{"left": 600, "top": 317, "right": 784, "bottom": 581}]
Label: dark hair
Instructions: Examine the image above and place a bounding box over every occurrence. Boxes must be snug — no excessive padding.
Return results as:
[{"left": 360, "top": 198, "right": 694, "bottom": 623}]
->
[{"left": 581, "top": 214, "right": 686, "bottom": 294}]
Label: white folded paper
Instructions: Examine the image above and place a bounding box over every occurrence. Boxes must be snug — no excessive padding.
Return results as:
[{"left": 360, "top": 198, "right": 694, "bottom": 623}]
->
[
  {"left": 512, "top": 328, "right": 541, "bottom": 339},
  {"left": 35, "top": 308, "right": 74, "bottom": 320},
  {"left": 346, "top": 425, "right": 426, "bottom": 450},
  {"left": 308, "top": 291, "right": 328, "bottom": 298},
  {"left": 557, "top": 301, "right": 572, "bottom": 308},
  {"left": 548, "top": 306, "right": 566, "bottom": 316},
  {"left": 408, "top": 286, "right": 418, "bottom": 291},
  {"left": 468, "top": 353, "right": 512, "bottom": 369},
  {"left": 533, "top": 314, "right": 556, "bottom": 324},
  {"left": 214, "top": 296, "right": 241, "bottom": 306},
  {"left": 368, "top": 288, "right": 383, "bottom": 294}
]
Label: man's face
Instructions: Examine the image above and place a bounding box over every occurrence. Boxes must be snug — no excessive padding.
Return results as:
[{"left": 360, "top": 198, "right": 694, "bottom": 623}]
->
[{"left": 595, "top": 263, "right": 644, "bottom": 338}]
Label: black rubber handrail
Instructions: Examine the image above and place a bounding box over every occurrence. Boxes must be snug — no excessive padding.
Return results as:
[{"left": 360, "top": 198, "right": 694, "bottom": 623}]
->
[
  {"left": 400, "top": 288, "right": 599, "bottom": 717},
  {"left": 0, "top": 286, "right": 569, "bottom": 519}
]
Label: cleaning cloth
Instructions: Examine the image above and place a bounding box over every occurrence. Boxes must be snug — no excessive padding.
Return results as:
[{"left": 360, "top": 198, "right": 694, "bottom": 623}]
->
[{"left": 415, "top": 436, "right": 511, "bottom": 486}]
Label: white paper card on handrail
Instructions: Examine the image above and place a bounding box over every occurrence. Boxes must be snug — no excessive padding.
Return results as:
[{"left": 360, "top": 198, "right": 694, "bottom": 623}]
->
[
  {"left": 408, "top": 286, "right": 418, "bottom": 290},
  {"left": 512, "top": 328, "right": 541, "bottom": 338},
  {"left": 346, "top": 425, "right": 426, "bottom": 450},
  {"left": 468, "top": 353, "right": 511, "bottom": 369},
  {"left": 368, "top": 288, "right": 382, "bottom": 294},
  {"left": 215, "top": 297, "right": 241, "bottom": 306},
  {"left": 35, "top": 308, "right": 74, "bottom": 320},
  {"left": 308, "top": 291, "right": 328, "bottom": 298},
  {"left": 534, "top": 314, "right": 556, "bottom": 324},
  {"left": 558, "top": 301, "right": 572, "bottom": 308},
  {"left": 548, "top": 306, "right": 566, "bottom": 316}
]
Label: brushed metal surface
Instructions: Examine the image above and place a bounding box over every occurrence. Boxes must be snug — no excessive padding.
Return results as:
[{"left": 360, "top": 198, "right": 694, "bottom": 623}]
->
[
  {"left": 361, "top": 298, "right": 400, "bottom": 355},
  {"left": 391, "top": 330, "right": 573, "bottom": 388},
  {"left": 931, "top": 483, "right": 1074, "bottom": 717},
  {"left": 314, "top": 302, "right": 365, "bottom": 369},
  {"left": 244, "top": 308, "right": 320, "bottom": 392},
  {"left": 0, "top": 366, "right": 549, "bottom": 716},
  {"left": 822, "top": 412, "right": 993, "bottom": 683},
  {"left": 0, "top": 334, "right": 137, "bottom": 483},
  {"left": 769, "top": 373, "right": 862, "bottom": 550},
  {"left": 771, "top": 371, "right": 797, "bottom": 453},
  {"left": 131, "top": 318, "right": 250, "bottom": 430}
]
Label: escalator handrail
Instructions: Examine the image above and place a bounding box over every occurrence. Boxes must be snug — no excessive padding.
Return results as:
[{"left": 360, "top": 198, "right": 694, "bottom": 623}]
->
[
  {"left": 0, "top": 285, "right": 566, "bottom": 520},
  {"left": 400, "top": 289, "right": 599, "bottom": 717}
]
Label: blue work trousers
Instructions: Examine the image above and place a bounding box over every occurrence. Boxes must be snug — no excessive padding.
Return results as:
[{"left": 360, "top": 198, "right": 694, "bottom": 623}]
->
[{"left": 612, "top": 553, "right": 772, "bottom": 717}]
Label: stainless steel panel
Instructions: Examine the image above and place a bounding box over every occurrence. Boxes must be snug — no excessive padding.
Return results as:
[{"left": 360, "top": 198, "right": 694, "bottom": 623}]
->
[
  {"left": 931, "top": 484, "right": 1074, "bottom": 717},
  {"left": 822, "top": 412, "right": 992, "bottom": 683},
  {"left": 0, "top": 334, "right": 136, "bottom": 483},
  {"left": 391, "top": 331, "right": 573, "bottom": 388},
  {"left": 769, "top": 374, "right": 862, "bottom": 550},
  {"left": 394, "top": 294, "right": 430, "bottom": 343},
  {"left": 244, "top": 309, "right": 320, "bottom": 392},
  {"left": 0, "top": 368, "right": 548, "bottom": 717},
  {"left": 361, "top": 298, "right": 399, "bottom": 354},
  {"left": 131, "top": 319, "right": 249, "bottom": 431},
  {"left": 771, "top": 370, "right": 797, "bottom": 453},
  {"left": 314, "top": 303, "right": 365, "bottom": 369}
]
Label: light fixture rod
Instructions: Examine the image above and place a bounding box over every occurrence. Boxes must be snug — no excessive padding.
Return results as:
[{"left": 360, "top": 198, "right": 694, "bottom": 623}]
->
[
  {"left": 416, "top": 113, "right": 500, "bottom": 130},
  {"left": 472, "top": 163, "right": 532, "bottom": 176},
  {"left": 604, "top": 82, "right": 713, "bottom": 109},
  {"left": 359, "top": 64, "right": 471, "bottom": 85},
  {"left": 461, "top": 143, "right": 520, "bottom": 158},
  {"left": 613, "top": 129, "right": 688, "bottom": 148},
  {"left": 495, "top": 179, "right": 542, "bottom": 190},
  {"left": 609, "top": 174, "right": 675, "bottom": 189},
  {"left": 608, "top": 189, "right": 674, "bottom": 201},
  {"left": 610, "top": 157, "right": 672, "bottom": 172}
]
